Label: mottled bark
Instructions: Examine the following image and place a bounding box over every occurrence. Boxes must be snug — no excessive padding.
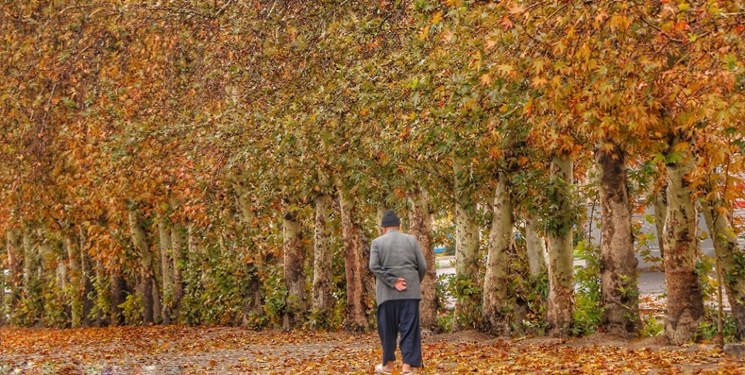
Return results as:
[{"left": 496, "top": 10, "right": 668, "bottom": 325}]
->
[
  {"left": 283, "top": 208, "right": 306, "bottom": 329},
  {"left": 64, "top": 232, "right": 84, "bottom": 327},
  {"left": 21, "top": 229, "right": 42, "bottom": 324},
  {"left": 454, "top": 159, "right": 481, "bottom": 328},
  {"left": 5, "top": 230, "right": 22, "bottom": 320},
  {"left": 22, "top": 230, "right": 34, "bottom": 288},
  {"left": 654, "top": 185, "right": 668, "bottom": 261},
  {"left": 339, "top": 189, "right": 371, "bottom": 331},
  {"left": 311, "top": 194, "right": 334, "bottom": 326},
  {"left": 128, "top": 207, "right": 157, "bottom": 324},
  {"left": 158, "top": 219, "right": 174, "bottom": 324},
  {"left": 170, "top": 224, "right": 186, "bottom": 318},
  {"left": 663, "top": 155, "right": 704, "bottom": 345},
  {"left": 701, "top": 195, "right": 745, "bottom": 339},
  {"left": 525, "top": 215, "right": 548, "bottom": 277},
  {"left": 597, "top": 143, "right": 641, "bottom": 335},
  {"left": 546, "top": 156, "right": 575, "bottom": 337},
  {"left": 481, "top": 172, "right": 513, "bottom": 335},
  {"left": 408, "top": 189, "right": 438, "bottom": 331}
]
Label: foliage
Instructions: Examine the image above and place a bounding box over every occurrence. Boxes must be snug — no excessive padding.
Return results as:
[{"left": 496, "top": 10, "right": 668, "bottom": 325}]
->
[
  {"left": 641, "top": 315, "right": 665, "bottom": 338},
  {"left": 572, "top": 241, "right": 603, "bottom": 336},
  {"left": 0, "top": 0, "right": 743, "bottom": 343}
]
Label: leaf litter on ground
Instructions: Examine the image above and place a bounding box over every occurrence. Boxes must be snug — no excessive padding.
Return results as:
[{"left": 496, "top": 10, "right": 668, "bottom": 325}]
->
[{"left": 1, "top": 326, "right": 744, "bottom": 374}]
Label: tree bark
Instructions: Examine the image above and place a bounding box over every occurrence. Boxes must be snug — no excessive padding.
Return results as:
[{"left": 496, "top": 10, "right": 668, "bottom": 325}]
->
[
  {"left": 597, "top": 143, "right": 641, "bottom": 335},
  {"left": 663, "top": 154, "right": 704, "bottom": 345},
  {"left": 701, "top": 194, "right": 745, "bottom": 339},
  {"left": 546, "top": 155, "right": 575, "bottom": 337},
  {"left": 110, "top": 269, "right": 126, "bottom": 326},
  {"left": 311, "top": 194, "right": 334, "bottom": 327},
  {"left": 92, "top": 259, "right": 109, "bottom": 326},
  {"left": 481, "top": 172, "right": 513, "bottom": 335},
  {"left": 408, "top": 189, "right": 438, "bottom": 331},
  {"left": 339, "top": 189, "right": 371, "bottom": 331},
  {"left": 170, "top": 223, "right": 186, "bottom": 319},
  {"left": 453, "top": 159, "right": 481, "bottom": 328},
  {"left": 283, "top": 207, "right": 306, "bottom": 329},
  {"left": 128, "top": 206, "right": 157, "bottom": 324},
  {"left": 654, "top": 185, "right": 668, "bottom": 261},
  {"left": 525, "top": 215, "right": 548, "bottom": 277},
  {"left": 64, "top": 232, "right": 84, "bottom": 327},
  {"left": 158, "top": 219, "right": 174, "bottom": 324},
  {"left": 6, "top": 230, "right": 22, "bottom": 322},
  {"left": 21, "top": 229, "right": 41, "bottom": 324}
]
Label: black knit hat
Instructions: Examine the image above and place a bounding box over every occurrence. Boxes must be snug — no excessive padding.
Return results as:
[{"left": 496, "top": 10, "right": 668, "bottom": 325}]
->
[{"left": 381, "top": 210, "right": 401, "bottom": 227}]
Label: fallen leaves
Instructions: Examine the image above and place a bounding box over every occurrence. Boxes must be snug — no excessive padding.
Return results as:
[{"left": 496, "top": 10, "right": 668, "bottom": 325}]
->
[{"left": 1, "top": 327, "right": 745, "bottom": 374}]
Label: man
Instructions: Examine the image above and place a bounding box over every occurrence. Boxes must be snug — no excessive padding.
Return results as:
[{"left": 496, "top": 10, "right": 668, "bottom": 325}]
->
[{"left": 369, "top": 210, "right": 427, "bottom": 374}]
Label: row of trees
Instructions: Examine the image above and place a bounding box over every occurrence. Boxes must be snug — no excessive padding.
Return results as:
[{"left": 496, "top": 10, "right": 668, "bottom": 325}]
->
[{"left": 1, "top": 0, "right": 744, "bottom": 344}]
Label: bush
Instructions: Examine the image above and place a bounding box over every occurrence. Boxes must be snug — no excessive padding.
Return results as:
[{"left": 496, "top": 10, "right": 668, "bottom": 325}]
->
[{"left": 571, "top": 240, "right": 603, "bottom": 336}]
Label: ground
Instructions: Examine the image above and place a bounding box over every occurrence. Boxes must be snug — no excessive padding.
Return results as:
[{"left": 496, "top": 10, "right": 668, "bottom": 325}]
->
[{"left": 2, "top": 326, "right": 745, "bottom": 374}]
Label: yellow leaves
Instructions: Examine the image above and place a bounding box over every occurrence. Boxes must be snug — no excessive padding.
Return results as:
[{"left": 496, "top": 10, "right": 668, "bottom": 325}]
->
[
  {"left": 431, "top": 10, "right": 443, "bottom": 25},
  {"left": 469, "top": 50, "right": 483, "bottom": 70},
  {"left": 496, "top": 64, "right": 514, "bottom": 77},
  {"left": 531, "top": 76, "right": 548, "bottom": 88},
  {"left": 673, "top": 141, "right": 691, "bottom": 153},
  {"left": 499, "top": 15, "right": 513, "bottom": 30},
  {"left": 2, "top": 328, "right": 735, "bottom": 374},
  {"left": 480, "top": 73, "right": 492, "bottom": 86},
  {"left": 577, "top": 42, "right": 592, "bottom": 61},
  {"left": 420, "top": 10, "right": 443, "bottom": 40},
  {"left": 608, "top": 14, "right": 632, "bottom": 32},
  {"left": 419, "top": 25, "right": 430, "bottom": 40},
  {"left": 508, "top": 4, "right": 526, "bottom": 15},
  {"left": 594, "top": 10, "right": 609, "bottom": 28}
]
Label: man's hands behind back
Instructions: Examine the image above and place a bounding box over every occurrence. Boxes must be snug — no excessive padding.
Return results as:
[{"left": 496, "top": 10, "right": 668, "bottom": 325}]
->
[{"left": 394, "top": 277, "right": 407, "bottom": 291}]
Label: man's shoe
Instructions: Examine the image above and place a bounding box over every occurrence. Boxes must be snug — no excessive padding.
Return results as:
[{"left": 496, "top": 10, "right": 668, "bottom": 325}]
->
[{"left": 374, "top": 364, "right": 392, "bottom": 374}]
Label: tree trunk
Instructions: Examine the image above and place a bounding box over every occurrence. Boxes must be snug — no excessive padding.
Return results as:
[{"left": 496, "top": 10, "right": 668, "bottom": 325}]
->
[
  {"left": 21, "top": 229, "right": 41, "bottom": 324},
  {"left": 597, "top": 143, "right": 641, "bottom": 335},
  {"left": 283, "top": 207, "right": 306, "bottom": 329},
  {"left": 158, "top": 219, "right": 174, "bottom": 324},
  {"left": 408, "top": 189, "right": 438, "bottom": 331},
  {"left": 481, "top": 172, "right": 513, "bottom": 335},
  {"left": 64, "top": 232, "right": 84, "bottom": 327},
  {"left": 311, "top": 194, "right": 334, "bottom": 327},
  {"left": 6, "top": 230, "right": 22, "bottom": 322},
  {"left": 171, "top": 223, "right": 186, "bottom": 319},
  {"left": 92, "top": 259, "right": 109, "bottom": 326},
  {"left": 546, "top": 155, "right": 575, "bottom": 337},
  {"left": 21, "top": 230, "right": 34, "bottom": 289},
  {"left": 525, "top": 215, "right": 548, "bottom": 277},
  {"left": 80, "top": 241, "right": 95, "bottom": 326},
  {"left": 339, "top": 189, "right": 371, "bottom": 331},
  {"left": 128, "top": 206, "right": 156, "bottom": 324},
  {"left": 701, "top": 194, "right": 745, "bottom": 339},
  {"left": 663, "top": 154, "right": 704, "bottom": 345},
  {"left": 454, "top": 159, "right": 481, "bottom": 329},
  {"left": 654, "top": 184, "right": 668, "bottom": 261},
  {"left": 110, "top": 270, "right": 126, "bottom": 326}
]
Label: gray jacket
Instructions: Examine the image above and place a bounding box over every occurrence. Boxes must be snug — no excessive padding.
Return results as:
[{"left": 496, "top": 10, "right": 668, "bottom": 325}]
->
[{"left": 369, "top": 230, "right": 427, "bottom": 306}]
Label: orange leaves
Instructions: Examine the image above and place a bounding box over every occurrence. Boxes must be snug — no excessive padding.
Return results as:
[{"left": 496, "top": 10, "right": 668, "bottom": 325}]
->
[{"left": 2, "top": 327, "right": 744, "bottom": 374}]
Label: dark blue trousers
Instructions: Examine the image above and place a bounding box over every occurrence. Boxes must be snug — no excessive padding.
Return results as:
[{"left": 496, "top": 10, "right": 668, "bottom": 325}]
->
[{"left": 376, "top": 299, "right": 423, "bottom": 368}]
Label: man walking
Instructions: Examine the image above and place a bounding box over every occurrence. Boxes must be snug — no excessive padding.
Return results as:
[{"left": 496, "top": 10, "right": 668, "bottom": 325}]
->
[{"left": 369, "top": 210, "right": 426, "bottom": 374}]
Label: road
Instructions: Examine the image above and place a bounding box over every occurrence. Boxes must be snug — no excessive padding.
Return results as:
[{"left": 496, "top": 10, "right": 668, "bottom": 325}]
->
[{"left": 435, "top": 256, "right": 666, "bottom": 296}]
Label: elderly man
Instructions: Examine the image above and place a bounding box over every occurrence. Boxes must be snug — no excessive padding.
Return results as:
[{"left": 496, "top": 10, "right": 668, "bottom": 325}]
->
[{"left": 369, "top": 210, "right": 427, "bottom": 374}]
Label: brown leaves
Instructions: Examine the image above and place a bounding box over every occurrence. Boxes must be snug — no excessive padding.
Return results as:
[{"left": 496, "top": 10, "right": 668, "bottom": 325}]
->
[{"left": 2, "top": 327, "right": 745, "bottom": 374}]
